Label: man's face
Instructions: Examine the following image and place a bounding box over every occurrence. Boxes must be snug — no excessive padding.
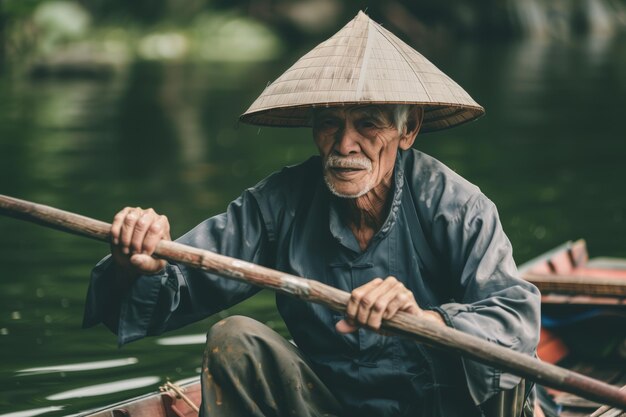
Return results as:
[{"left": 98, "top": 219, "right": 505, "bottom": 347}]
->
[{"left": 312, "top": 106, "right": 416, "bottom": 198}]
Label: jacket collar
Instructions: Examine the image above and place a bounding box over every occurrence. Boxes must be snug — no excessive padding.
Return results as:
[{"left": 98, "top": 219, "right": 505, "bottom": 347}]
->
[{"left": 328, "top": 151, "right": 405, "bottom": 253}]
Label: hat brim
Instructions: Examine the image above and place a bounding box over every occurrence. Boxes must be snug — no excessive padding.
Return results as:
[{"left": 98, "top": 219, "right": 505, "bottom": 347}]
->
[{"left": 239, "top": 102, "right": 485, "bottom": 133}]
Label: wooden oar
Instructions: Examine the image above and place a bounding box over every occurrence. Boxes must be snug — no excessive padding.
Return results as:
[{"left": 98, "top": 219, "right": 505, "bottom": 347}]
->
[{"left": 1, "top": 193, "right": 625, "bottom": 410}]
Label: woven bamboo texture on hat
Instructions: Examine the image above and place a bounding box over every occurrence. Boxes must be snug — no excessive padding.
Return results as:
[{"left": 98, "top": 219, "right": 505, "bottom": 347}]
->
[{"left": 240, "top": 11, "right": 485, "bottom": 133}]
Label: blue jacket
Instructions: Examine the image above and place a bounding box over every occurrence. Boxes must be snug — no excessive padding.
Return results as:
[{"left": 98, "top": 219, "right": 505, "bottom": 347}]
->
[{"left": 83, "top": 149, "right": 540, "bottom": 417}]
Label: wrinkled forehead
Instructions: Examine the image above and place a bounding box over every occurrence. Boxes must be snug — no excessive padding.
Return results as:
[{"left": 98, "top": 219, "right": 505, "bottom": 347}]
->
[{"left": 312, "top": 105, "right": 393, "bottom": 122}]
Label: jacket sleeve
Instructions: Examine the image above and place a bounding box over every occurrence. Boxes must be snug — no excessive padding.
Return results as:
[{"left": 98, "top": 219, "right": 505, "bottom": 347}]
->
[
  {"left": 432, "top": 194, "right": 541, "bottom": 405},
  {"left": 82, "top": 189, "right": 272, "bottom": 346}
]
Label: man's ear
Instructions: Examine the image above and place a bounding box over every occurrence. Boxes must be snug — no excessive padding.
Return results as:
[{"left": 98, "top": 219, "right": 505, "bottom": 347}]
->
[{"left": 399, "top": 106, "right": 423, "bottom": 150}]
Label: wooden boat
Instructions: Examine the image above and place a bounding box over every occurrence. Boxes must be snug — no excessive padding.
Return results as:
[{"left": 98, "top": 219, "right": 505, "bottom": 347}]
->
[
  {"left": 83, "top": 378, "right": 202, "bottom": 417},
  {"left": 519, "top": 239, "right": 626, "bottom": 301},
  {"left": 519, "top": 240, "right": 626, "bottom": 417},
  {"left": 82, "top": 240, "right": 626, "bottom": 417}
]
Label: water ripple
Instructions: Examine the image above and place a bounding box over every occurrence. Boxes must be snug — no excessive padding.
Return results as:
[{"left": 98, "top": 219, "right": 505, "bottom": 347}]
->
[
  {"left": 155, "top": 334, "right": 206, "bottom": 346},
  {"left": 16, "top": 358, "right": 138, "bottom": 376},
  {"left": 46, "top": 376, "right": 161, "bottom": 401},
  {"left": 0, "top": 406, "right": 64, "bottom": 417}
]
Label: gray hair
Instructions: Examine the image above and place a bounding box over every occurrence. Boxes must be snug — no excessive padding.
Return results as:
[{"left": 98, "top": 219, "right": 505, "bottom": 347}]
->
[
  {"left": 392, "top": 104, "right": 412, "bottom": 134},
  {"left": 310, "top": 104, "right": 416, "bottom": 133}
]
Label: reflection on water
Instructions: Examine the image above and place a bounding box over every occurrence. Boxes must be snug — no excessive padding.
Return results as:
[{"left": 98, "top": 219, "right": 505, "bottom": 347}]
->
[
  {"left": 46, "top": 376, "right": 161, "bottom": 401},
  {"left": 156, "top": 334, "right": 207, "bottom": 346},
  {"left": 17, "top": 358, "right": 138, "bottom": 376},
  {"left": 0, "top": 407, "right": 65, "bottom": 417},
  {"left": 0, "top": 36, "right": 625, "bottom": 416}
]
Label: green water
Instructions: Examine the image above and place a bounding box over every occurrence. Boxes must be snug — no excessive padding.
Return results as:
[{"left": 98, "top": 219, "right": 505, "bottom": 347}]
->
[{"left": 1, "top": 37, "right": 625, "bottom": 416}]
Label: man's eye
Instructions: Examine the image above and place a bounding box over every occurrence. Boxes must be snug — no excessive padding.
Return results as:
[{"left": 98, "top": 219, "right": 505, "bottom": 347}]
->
[
  {"left": 318, "top": 119, "right": 339, "bottom": 128},
  {"left": 359, "top": 120, "right": 378, "bottom": 129}
]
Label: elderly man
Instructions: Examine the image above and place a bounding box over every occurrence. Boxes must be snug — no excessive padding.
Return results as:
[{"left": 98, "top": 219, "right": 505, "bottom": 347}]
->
[{"left": 84, "top": 11, "right": 540, "bottom": 417}]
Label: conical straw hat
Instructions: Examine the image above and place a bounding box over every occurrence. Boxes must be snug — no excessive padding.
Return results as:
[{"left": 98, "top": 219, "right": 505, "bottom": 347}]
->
[{"left": 240, "top": 11, "right": 484, "bottom": 133}]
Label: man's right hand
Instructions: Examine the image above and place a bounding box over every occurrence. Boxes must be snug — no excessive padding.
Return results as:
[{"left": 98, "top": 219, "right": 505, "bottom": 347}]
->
[{"left": 110, "top": 207, "right": 171, "bottom": 276}]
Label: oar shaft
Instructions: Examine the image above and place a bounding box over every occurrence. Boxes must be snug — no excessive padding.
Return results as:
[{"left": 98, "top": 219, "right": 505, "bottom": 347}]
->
[
  {"left": 0, "top": 194, "right": 111, "bottom": 241},
  {"left": 1, "top": 193, "right": 625, "bottom": 410}
]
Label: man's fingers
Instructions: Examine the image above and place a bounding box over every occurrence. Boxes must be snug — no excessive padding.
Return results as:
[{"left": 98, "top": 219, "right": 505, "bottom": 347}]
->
[
  {"left": 346, "top": 278, "right": 383, "bottom": 323},
  {"left": 364, "top": 278, "right": 407, "bottom": 329},
  {"left": 130, "top": 254, "right": 166, "bottom": 274},
  {"left": 120, "top": 207, "right": 143, "bottom": 254},
  {"left": 130, "top": 209, "right": 158, "bottom": 254},
  {"left": 339, "top": 276, "right": 441, "bottom": 334},
  {"left": 346, "top": 276, "right": 418, "bottom": 331},
  {"left": 355, "top": 276, "right": 398, "bottom": 328},
  {"left": 141, "top": 215, "right": 170, "bottom": 255},
  {"left": 341, "top": 276, "right": 427, "bottom": 333},
  {"left": 402, "top": 302, "right": 422, "bottom": 316},
  {"left": 111, "top": 207, "right": 132, "bottom": 245},
  {"left": 109, "top": 207, "right": 170, "bottom": 276},
  {"left": 335, "top": 319, "right": 358, "bottom": 334},
  {"left": 383, "top": 288, "right": 417, "bottom": 320}
]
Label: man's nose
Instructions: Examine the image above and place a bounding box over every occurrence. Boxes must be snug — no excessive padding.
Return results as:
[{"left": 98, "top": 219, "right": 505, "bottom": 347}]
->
[{"left": 333, "top": 123, "right": 360, "bottom": 155}]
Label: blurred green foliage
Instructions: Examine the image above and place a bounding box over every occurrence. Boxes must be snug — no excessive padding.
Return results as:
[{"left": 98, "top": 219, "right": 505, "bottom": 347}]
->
[{"left": 2, "top": 0, "right": 626, "bottom": 72}]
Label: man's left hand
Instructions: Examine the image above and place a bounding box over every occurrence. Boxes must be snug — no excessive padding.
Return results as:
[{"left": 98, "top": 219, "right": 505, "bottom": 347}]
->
[{"left": 336, "top": 276, "right": 445, "bottom": 334}]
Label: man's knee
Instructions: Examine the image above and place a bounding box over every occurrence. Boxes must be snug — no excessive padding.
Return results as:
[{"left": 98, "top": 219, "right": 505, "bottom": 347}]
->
[
  {"left": 204, "top": 315, "right": 267, "bottom": 367},
  {"left": 207, "top": 315, "right": 261, "bottom": 343}
]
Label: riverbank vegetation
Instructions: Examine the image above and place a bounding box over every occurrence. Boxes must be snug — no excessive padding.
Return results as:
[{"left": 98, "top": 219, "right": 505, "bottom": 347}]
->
[{"left": 1, "top": 0, "right": 626, "bottom": 75}]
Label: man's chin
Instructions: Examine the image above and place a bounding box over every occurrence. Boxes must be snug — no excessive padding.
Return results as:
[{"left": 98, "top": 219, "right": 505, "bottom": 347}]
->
[{"left": 324, "top": 177, "right": 371, "bottom": 199}]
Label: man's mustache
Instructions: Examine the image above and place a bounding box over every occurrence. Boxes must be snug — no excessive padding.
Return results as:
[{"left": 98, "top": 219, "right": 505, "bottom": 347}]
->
[{"left": 325, "top": 155, "right": 372, "bottom": 171}]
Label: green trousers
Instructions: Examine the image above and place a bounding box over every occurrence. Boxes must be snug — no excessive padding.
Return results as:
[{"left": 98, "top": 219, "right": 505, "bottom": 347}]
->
[
  {"left": 200, "top": 315, "right": 341, "bottom": 417},
  {"left": 200, "top": 315, "right": 532, "bottom": 417}
]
